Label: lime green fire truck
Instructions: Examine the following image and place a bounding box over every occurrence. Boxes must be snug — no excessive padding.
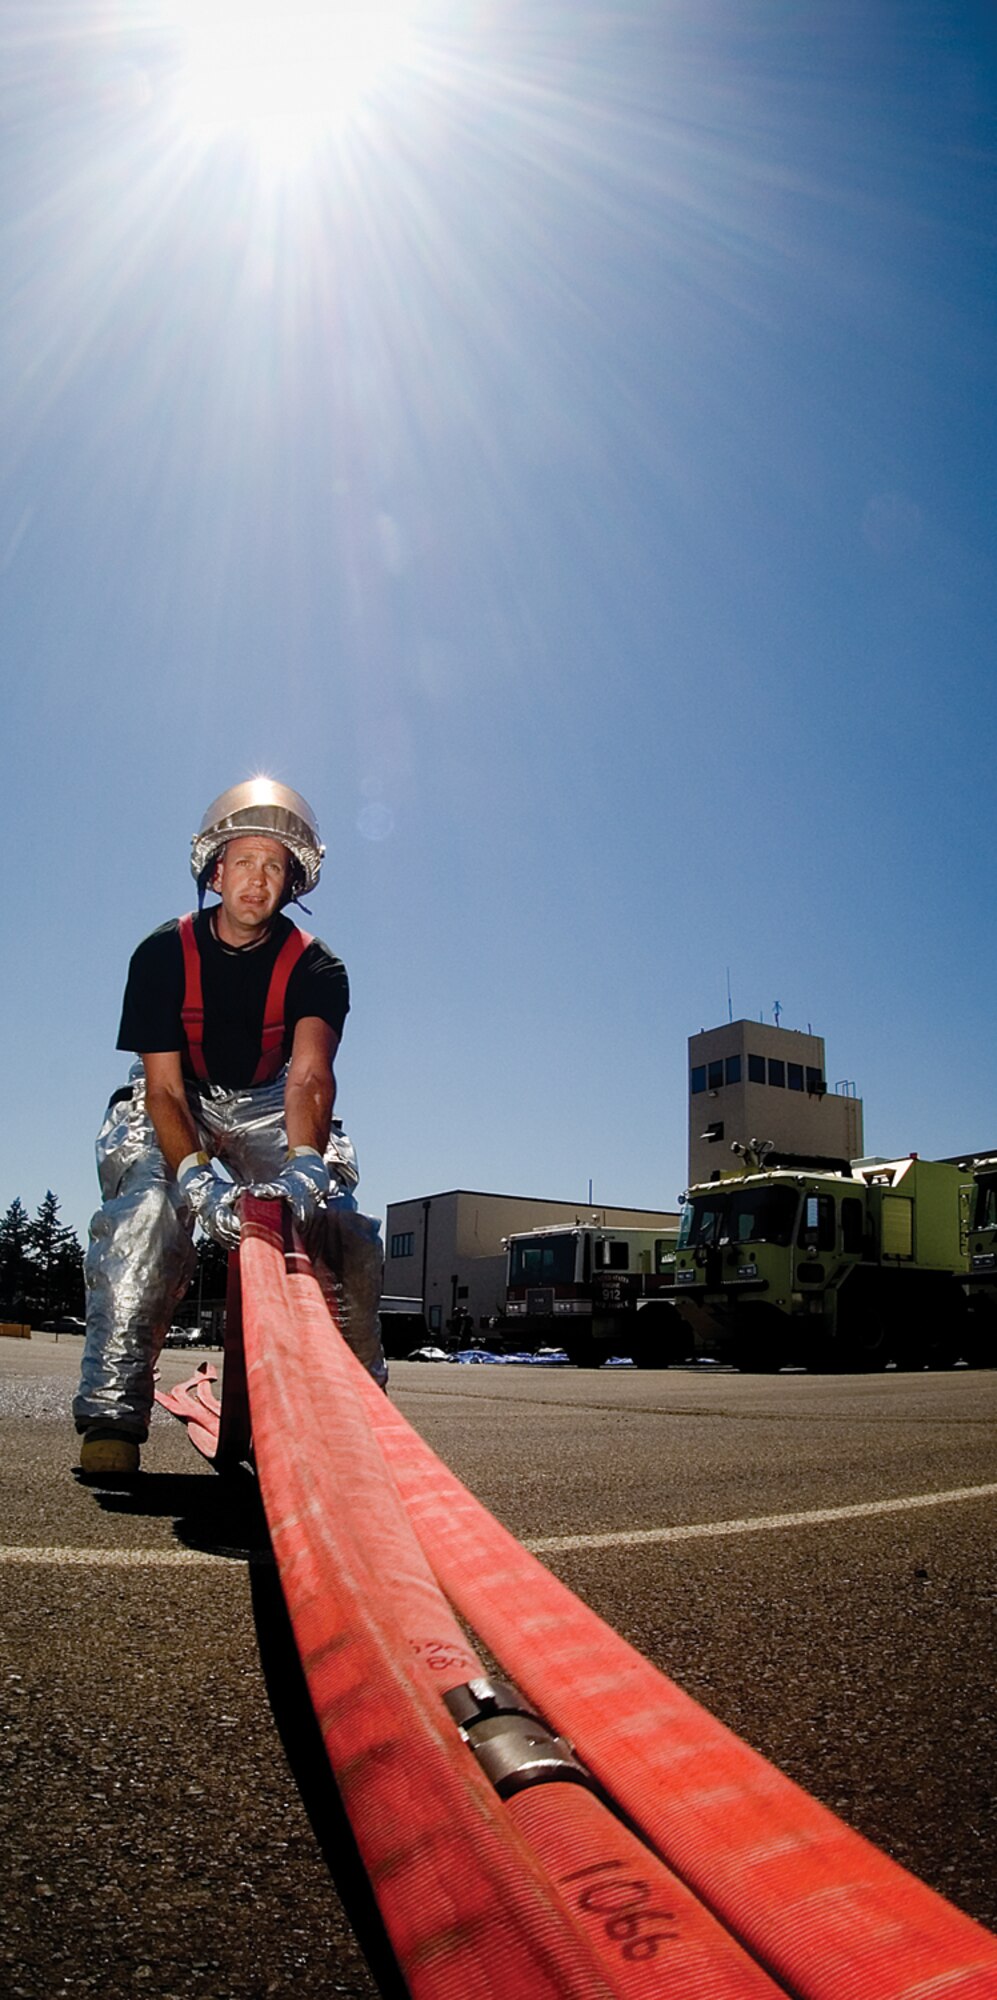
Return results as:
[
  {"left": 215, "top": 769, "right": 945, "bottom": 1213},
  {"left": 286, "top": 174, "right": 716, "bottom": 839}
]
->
[
  {"left": 668, "top": 1154, "right": 988, "bottom": 1371},
  {"left": 961, "top": 1153, "right": 997, "bottom": 1342}
]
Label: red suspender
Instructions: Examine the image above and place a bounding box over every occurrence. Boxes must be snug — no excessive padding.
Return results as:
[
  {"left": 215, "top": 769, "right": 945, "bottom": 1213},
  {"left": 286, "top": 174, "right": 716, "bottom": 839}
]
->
[
  {"left": 179, "top": 912, "right": 209, "bottom": 1083},
  {"left": 251, "top": 927, "right": 312, "bottom": 1084},
  {"left": 179, "top": 914, "right": 313, "bottom": 1087}
]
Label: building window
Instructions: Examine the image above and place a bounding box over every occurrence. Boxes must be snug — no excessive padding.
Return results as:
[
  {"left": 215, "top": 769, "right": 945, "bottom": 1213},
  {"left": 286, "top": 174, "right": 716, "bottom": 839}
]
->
[
  {"left": 691, "top": 1065, "right": 707, "bottom": 1094},
  {"left": 807, "top": 1068, "right": 825, "bottom": 1094},
  {"left": 725, "top": 1055, "right": 741, "bottom": 1085},
  {"left": 747, "top": 1053, "right": 766, "bottom": 1083},
  {"left": 707, "top": 1059, "right": 724, "bottom": 1090},
  {"left": 768, "top": 1059, "right": 785, "bottom": 1087},
  {"left": 389, "top": 1232, "right": 414, "bottom": 1259},
  {"left": 703, "top": 1120, "right": 725, "bottom": 1144},
  {"left": 788, "top": 1063, "right": 804, "bottom": 1091}
]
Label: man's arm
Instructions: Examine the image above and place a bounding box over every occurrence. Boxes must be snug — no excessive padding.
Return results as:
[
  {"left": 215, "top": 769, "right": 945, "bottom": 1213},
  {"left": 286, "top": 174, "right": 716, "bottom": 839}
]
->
[
  {"left": 142, "top": 1049, "right": 242, "bottom": 1246},
  {"left": 142, "top": 1050, "right": 201, "bottom": 1176},
  {"left": 284, "top": 1016, "right": 339, "bottom": 1155}
]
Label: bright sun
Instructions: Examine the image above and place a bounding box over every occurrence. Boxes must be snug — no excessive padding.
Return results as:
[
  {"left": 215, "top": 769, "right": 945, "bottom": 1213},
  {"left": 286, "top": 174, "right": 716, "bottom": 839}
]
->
[{"left": 173, "top": 0, "right": 415, "bottom": 166}]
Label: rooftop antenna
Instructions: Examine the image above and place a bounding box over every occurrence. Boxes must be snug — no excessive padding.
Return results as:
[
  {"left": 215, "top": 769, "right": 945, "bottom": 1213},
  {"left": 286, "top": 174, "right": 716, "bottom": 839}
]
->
[
  {"left": 726, "top": 967, "right": 733, "bottom": 1024},
  {"left": 773, "top": 1000, "right": 782, "bottom": 1026}
]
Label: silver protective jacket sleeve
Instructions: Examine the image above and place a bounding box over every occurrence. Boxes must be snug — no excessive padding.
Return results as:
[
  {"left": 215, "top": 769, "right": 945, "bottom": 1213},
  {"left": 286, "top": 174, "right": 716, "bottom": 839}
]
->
[{"left": 74, "top": 1061, "right": 386, "bottom": 1437}]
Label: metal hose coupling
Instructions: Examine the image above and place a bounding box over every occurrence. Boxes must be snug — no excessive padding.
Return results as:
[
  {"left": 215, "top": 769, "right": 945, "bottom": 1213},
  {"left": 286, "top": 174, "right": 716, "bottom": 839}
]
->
[{"left": 444, "top": 1676, "right": 600, "bottom": 1801}]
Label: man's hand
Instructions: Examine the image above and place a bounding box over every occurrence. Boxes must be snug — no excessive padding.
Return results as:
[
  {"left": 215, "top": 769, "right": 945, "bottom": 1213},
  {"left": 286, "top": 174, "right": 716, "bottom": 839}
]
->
[
  {"left": 177, "top": 1153, "right": 242, "bottom": 1248},
  {"left": 250, "top": 1148, "right": 331, "bottom": 1227}
]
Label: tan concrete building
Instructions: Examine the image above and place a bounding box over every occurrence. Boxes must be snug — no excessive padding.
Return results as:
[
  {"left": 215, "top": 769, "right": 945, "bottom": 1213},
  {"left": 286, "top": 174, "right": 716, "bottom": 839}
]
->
[
  {"left": 687, "top": 1020, "right": 863, "bottom": 1188},
  {"left": 384, "top": 1190, "right": 680, "bottom": 1337}
]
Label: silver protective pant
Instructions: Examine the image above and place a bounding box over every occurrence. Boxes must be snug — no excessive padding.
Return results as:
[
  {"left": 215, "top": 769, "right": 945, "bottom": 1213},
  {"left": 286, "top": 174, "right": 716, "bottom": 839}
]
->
[{"left": 74, "top": 1060, "right": 387, "bottom": 1438}]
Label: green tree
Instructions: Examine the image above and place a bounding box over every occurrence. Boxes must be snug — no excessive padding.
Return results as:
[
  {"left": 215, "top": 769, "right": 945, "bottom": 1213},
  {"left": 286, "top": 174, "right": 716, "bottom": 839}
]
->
[
  {"left": 0, "top": 1198, "right": 32, "bottom": 1318},
  {"left": 189, "top": 1234, "right": 228, "bottom": 1327},
  {"left": 50, "top": 1230, "right": 85, "bottom": 1319},
  {"left": 27, "top": 1193, "right": 85, "bottom": 1322}
]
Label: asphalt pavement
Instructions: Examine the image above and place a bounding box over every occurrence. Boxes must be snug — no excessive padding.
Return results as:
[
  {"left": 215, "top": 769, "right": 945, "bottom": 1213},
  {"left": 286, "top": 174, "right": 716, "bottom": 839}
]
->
[{"left": 2, "top": 1337, "right": 995, "bottom": 1998}]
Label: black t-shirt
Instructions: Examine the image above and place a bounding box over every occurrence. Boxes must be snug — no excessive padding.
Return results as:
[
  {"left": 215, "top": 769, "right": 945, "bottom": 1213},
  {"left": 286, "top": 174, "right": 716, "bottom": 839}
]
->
[{"left": 117, "top": 911, "right": 350, "bottom": 1088}]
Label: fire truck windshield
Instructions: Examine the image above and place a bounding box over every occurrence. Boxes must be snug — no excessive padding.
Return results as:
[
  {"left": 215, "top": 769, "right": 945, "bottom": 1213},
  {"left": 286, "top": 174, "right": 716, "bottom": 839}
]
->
[
  {"left": 724, "top": 1185, "right": 799, "bottom": 1246},
  {"left": 677, "top": 1193, "right": 729, "bottom": 1250},
  {"left": 508, "top": 1235, "right": 579, "bottom": 1286},
  {"left": 972, "top": 1174, "right": 997, "bottom": 1232}
]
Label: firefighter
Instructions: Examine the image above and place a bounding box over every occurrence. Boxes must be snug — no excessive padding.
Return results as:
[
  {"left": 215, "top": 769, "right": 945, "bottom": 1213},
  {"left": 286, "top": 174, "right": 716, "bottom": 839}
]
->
[{"left": 74, "top": 778, "right": 386, "bottom": 1479}]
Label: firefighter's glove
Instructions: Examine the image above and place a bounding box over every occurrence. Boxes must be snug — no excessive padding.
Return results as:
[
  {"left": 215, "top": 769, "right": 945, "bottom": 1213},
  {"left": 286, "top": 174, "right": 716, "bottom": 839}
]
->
[
  {"left": 253, "top": 1148, "right": 331, "bottom": 1228},
  {"left": 177, "top": 1153, "right": 241, "bottom": 1249}
]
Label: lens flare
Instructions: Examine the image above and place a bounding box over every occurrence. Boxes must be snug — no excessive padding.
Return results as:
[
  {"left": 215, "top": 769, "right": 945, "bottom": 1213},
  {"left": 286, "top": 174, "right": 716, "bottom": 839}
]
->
[{"left": 173, "top": 0, "right": 415, "bottom": 167}]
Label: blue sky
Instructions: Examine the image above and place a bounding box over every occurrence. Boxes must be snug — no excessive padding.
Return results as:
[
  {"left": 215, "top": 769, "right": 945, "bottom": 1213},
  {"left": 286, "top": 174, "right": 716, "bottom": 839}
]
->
[{"left": 3, "top": 0, "right": 996, "bottom": 1245}]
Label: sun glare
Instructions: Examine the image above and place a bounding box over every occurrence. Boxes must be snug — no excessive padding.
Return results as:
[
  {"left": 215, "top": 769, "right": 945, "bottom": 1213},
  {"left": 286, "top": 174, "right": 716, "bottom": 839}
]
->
[{"left": 173, "top": 0, "right": 415, "bottom": 167}]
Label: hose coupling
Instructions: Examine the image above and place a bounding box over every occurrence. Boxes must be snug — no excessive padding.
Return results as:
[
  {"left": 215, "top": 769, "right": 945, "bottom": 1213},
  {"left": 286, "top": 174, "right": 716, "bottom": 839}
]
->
[{"left": 444, "top": 1676, "right": 598, "bottom": 1801}]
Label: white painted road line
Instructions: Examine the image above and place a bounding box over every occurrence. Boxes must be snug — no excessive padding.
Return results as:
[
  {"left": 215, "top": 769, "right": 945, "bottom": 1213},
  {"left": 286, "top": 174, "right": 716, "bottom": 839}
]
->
[
  {"left": 526, "top": 1483, "right": 997, "bottom": 1555},
  {"left": 0, "top": 1545, "right": 265, "bottom": 1567},
  {"left": 2, "top": 1482, "right": 996, "bottom": 1567}
]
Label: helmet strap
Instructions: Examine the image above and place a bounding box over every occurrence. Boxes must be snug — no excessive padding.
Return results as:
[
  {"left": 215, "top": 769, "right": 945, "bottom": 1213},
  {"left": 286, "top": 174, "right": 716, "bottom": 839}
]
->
[
  {"left": 281, "top": 856, "right": 311, "bottom": 913},
  {"left": 196, "top": 859, "right": 218, "bottom": 912}
]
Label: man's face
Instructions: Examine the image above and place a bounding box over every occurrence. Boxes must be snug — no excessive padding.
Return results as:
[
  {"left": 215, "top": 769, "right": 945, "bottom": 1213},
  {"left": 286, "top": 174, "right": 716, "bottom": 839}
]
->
[{"left": 211, "top": 835, "right": 291, "bottom": 940}]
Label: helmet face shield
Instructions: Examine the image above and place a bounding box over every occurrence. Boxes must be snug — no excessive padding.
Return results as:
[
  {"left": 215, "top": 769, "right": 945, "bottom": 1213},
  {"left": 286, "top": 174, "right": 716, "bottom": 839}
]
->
[{"left": 191, "top": 779, "right": 325, "bottom": 897}]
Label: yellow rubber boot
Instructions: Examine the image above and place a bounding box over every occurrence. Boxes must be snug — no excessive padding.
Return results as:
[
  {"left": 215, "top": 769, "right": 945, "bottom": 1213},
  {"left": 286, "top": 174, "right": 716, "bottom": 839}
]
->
[{"left": 79, "top": 1428, "right": 141, "bottom": 1481}]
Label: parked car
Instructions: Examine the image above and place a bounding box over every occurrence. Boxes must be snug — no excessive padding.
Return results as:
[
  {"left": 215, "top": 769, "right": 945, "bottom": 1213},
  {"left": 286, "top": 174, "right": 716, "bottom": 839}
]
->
[
  {"left": 406, "top": 1345, "right": 451, "bottom": 1363},
  {"left": 451, "top": 1349, "right": 504, "bottom": 1364},
  {"left": 43, "top": 1316, "right": 86, "bottom": 1334},
  {"left": 531, "top": 1346, "right": 570, "bottom": 1366},
  {"left": 164, "top": 1325, "right": 196, "bottom": 1348}
]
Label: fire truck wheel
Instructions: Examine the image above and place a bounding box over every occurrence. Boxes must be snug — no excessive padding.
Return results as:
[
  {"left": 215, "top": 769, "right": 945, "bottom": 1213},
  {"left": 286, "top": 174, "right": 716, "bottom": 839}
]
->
[
  {"left": 959, "top": 1303, "right": 997, "bottom": 1367},
  {"left": 830, "top": 1280, "right": 893, "bottom": 1371},
  {"left": 564, "top": 1335, "right": 598, "bottom": 1368},
  {"left": 631, "top": 1307, "right": 689, "bottom": 1369},
  {"left": 734, "top": 1344, "right": 782, "bottom": 1373},
  {"left": 733, "top": 1313, "right": 785, "bottom": 1373},
  {"left": 836, "top": 1320, "right": 892, "bottom": 1371}
]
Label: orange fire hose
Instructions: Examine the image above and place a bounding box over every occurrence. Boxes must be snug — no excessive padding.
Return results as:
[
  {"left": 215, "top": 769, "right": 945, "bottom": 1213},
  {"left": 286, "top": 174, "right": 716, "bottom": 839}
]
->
[
  {"left": 240, "top": 1201, "right": 793, "bottom": 1998},
  {"left": 236, "top": 1202, "right": 997, "bottom": 2000}
]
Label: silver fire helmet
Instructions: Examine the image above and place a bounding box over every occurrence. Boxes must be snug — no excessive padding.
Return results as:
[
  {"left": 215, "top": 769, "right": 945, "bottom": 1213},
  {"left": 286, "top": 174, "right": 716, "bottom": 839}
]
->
[{"left": 190, "top": 778, "right": 325, "bottom": 893}]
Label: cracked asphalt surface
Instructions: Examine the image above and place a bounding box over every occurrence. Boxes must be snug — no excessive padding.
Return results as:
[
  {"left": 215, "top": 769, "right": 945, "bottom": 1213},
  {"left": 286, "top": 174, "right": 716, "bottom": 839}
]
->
[{"left": 2, "top": 1338, "right": 995, "bottom": 1996}]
